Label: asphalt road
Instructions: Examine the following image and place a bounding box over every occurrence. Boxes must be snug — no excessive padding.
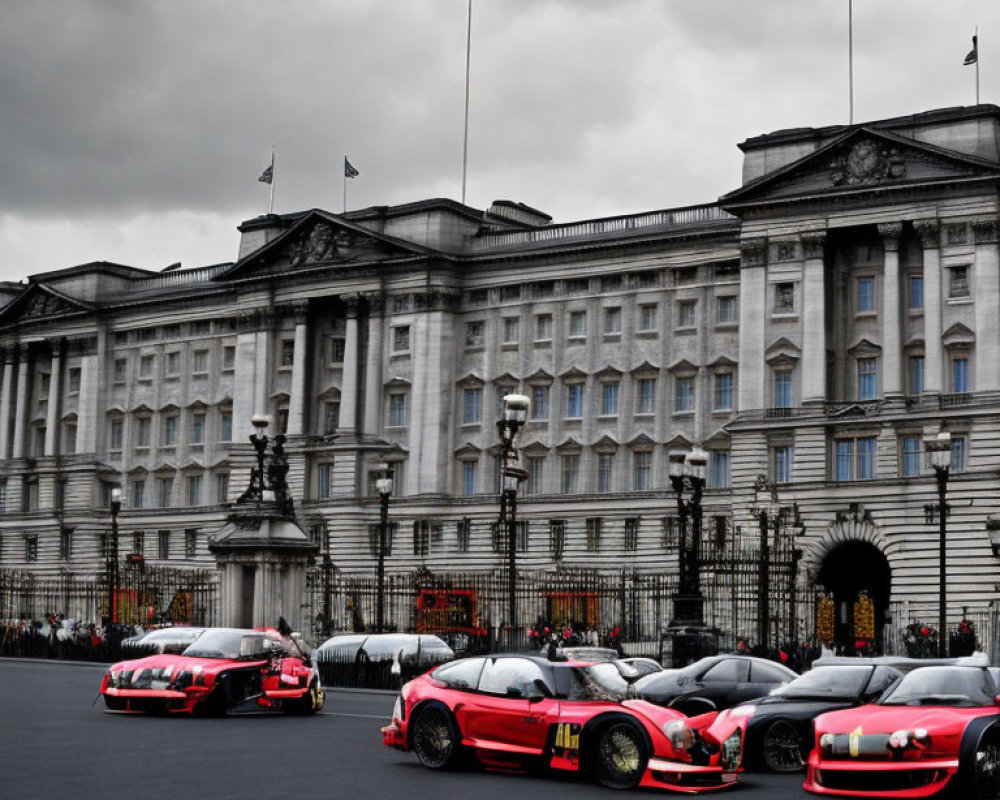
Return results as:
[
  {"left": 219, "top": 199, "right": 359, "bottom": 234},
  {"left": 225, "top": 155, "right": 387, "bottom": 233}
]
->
[{"left": 0, "top": 659, "right": 810, "bottom": 800}]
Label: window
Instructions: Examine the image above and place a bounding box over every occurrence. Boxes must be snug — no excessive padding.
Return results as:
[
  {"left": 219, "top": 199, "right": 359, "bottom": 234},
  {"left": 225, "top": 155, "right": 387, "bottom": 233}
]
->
[
  {"left": 675, "top": 377, "right": 694, "bottom": 413},
  {"left": 909, "top": 275, "right": 923, "bottom": 310},
  {"left": 603, "top": 307, "right": 621, "bottom": 334},
  {"left": 166, "top": 351, "right": 180, "bottom": 375},
  {"left": 222, "top": 346, "right": 235, "bottom": 370},
  {"left": 636, "top": 377, "right": 656, "bottom": 414},
  {"left": 717, "top": 295, "right": 738, "bottom": 324},
  {"left": 132, "top": 531, "right": 145, "bottom": 557},
  {"left": 136, "top": 417, "right": 151, "bottom": 448},
  {"left": 597, "top": 452, "right": 614, "bottom": 492},
  {"left": 901, "top": 435, "right": 921, "bottom": 477},
  {"left": 624, "top": 518, "right": 639, "bottom": 551},
  {"left": 462, "top": 461, "right": 476, "bottom": 496},
  {"left": 709, "top": 450, "right": 730, "bottom": 488},
  {"left": 857, "top": 358, "right": 877, "bottom": 401},
  {"left": 586, "top": 517, "right": 601, "bottom": 552},
  {"left": 216, "top": 473, "right": 229, "bottom": 504},
  {"left": 21, "top": 477, "right": 38, "bottom": 512},
  {"left": 113, "top": 358, "right": 127, "bottom": 382},
  {"left": 187, "top": 475, "right": 202, "bottom": 506},
  {"left": 317, "top": 463, "right": 334, "bottom": 499},
  {"left": 25, "top": 535, "right": 38, "bottom": 562},
  {"left": 60, "top": 528, "right": 72, "bottom": 560},
  {"left": 773, "top": 445, "right": 794, "bottom": 483},
  {"left": 67, "top": 367, "right": 81, "bottom": 394},
  {"left": 162, "top": 415, "right": 178, "bottom": 446},
  {"left": 0, "top": 479, "right": 6, "bottom": 512},
  {"left": 909, "top": 356, "right": 924, "bottom": 395},
  {"left": 280, "top": 339, "right": 295, "bottom": 367},
  {"left": 638, "top": 304, "right": 657, "bottom": 331},
  {"left": 114, "top": 331, "right": 129, "bottom": 345},
  {"left": 331, "top": 337, "right": 346, "bottom": 363},
  {"left": 501, "top": 284, "right": 521, "bottom": 301},
  {"left": 835, "top": 436, "right": 876, "bottom": 481},
  {"left": 526, "top": 457, "right": 544, "bottom": 495},
  {"left": 560, "top": 454, "right": 579, "bottom": 493},
  {"left": 633, "top": 451, "right": 651, "bottom": 490},
  {"left": 190, "top": 414, "right": 205, "bottom": 445},
  {"left": 502, "top": 317, "right": 519, "bottom": 343},
  {"left": 389, "top": 394, "right": 407, "bottom": 427},
  {"left": 857, "top": 277, "right": 875, "bottom": 313},
  {"left": 565, "top": 384, "right": 583, "bottom": 418},
  {"left": 530, "top": 385, "right": 549, "bottom": 420},
  {"left": 192, "top": 350, "right": 208, "bottom": 373},
  {"left": 63, "top": 421, "right": 77, "bottom": 455},
  {"left": 949, "top": 265, "right": 970, "bottom": 298},
  {"left": 549, "top": 519, "right": 565, "bottom": 560},
  {"left": 132, "top": 479, "right": 145, "bottom": 509},
  {"left": 139, "top": 355, "right": 154, "bottom": 378},
  {"left": 324, "top": 401, "right": 340, "bottom": 435},
  {"left": 568, "top": 310, "right": 586, "bottom": 337},
  {"left": 456, "top": 518, "right": 472, "bottom": 552},
  {"left": 952, "top": 434, "right": 968, "bottom": 473},
  {"left": 191, "top": 320, "right": 210, "bottom": 336},
  {"left": 465, "top": 321, "right": 484, "bottom": 348},
  {"left": 535, "top": 314, "right": 552, "bottom": 341},
  {"left": 109, "top": 418, "right": 124, "bottom": 451},
  {"left": 951, "top": 356, "right": 969, "bottom": 393},
  {"left": 157, "top": 477, "right": 173, "bottom": 507},
  {"left": 462, "top": 388, "right": 482, "bottom": 424},
  {"left": 220, "top": 410, "right": 233, "bottom": 442},
  {"left": 393, "top": 325, "right": 410, "bottom": 352},
  {"left": 677, "top": 300, "right": 697, "bottom": 328},
  {"left": 185, "top": 529, "right": 198, "bottom": 558},
  {"left": 139, "top": 327, "right": 157, "bottom": 342},
  {"left": 393, "top": 295, "right": 410, "bottom": 313},
  {"left": 565, "top": 277, "right": 589, "bottom": 295},
  {"left": 600, "top": 381, "right": 619, "bottom": 416},
  {"left": 368, "top": 521, "right": 398, "bottom": 557},
  {"left": 158, "top": 530, "right": 170, "bottom": 560},
  {"left": 413, "top": 521, "right": 430, "bottom": 557},
  {"left": 774, "top": 282, "right": 795, "bottom": 312},
  {"left": 774, "top": 371, "right": 792, "bottom": 408},
  {"left": 713, "top": 373, "right": 733, "bottom": 410}
]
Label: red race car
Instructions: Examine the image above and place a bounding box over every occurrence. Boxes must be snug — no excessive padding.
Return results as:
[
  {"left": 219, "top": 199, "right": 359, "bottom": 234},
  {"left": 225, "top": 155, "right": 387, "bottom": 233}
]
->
[
  {"left": 382, "top": 653, "right": 746, "bottom": 792},
  {"left": 100, "top": 627, "right": 324, "bottom": 715},
  {"left": 805, "top": 662, "right": 1000, "bottom": 797}
]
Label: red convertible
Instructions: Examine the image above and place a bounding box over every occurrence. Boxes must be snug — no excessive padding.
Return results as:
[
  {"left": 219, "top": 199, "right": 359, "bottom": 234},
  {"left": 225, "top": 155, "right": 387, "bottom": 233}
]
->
[
  {"left": 100, "top": 627, "right": 324, "bottom": 715},
  {"left": 805, "top": 663, "right": 1000, "bottom": 797},
  {"left": 382, "top": 653, "right": 746, "bottom": 792}
]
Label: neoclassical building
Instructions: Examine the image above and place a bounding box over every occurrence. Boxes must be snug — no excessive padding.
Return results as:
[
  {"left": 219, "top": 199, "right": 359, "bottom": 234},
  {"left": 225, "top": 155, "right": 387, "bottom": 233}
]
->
[{"left": 3, "top": 104, "right": 1000, "bottom": 649}]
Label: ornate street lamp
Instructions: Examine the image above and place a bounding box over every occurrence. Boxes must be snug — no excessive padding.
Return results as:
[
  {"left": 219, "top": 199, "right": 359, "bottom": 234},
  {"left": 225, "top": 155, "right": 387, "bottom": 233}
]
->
[
  {"left": 107, "top": 487, "right": 123, "bottom": 626},
  {"left": 374, "top": 462, "right": 395, "bottom": 633},
  {"left": 751, "top": 474, "right": 781, "bottom": 651},
  {"left": 668, "top": 446, "right": 708, "bottom": 617},
  {"left": 924, "top": 430, "right": 952, "bottom": 657},
  {"left": 497, "top": 394, "right": 529, "bottom": 640},
  {"left": 249, "top": 414, "right": 272, "bottom": 502}
]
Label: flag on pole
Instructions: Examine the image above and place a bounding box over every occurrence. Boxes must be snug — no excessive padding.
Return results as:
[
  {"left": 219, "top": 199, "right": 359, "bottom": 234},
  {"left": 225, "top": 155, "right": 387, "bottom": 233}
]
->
[
  {"left": 964, "top": 35, "right": 978, "bottom": 65},
  {"left": 344, "top": 157, "right": 359, "bottom": 178},
  {"left": 258, "top": 162, "right": 274, "bottom": 184}
]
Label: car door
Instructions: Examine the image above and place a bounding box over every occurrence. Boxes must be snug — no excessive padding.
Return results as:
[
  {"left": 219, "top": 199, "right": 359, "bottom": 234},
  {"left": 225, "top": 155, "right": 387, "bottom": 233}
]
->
[
  {"left": 696, "top": 657, "right": 751, "bottom": 708},
  {"left": 461, "top": 657, "right": 557, "bottom": 754}
]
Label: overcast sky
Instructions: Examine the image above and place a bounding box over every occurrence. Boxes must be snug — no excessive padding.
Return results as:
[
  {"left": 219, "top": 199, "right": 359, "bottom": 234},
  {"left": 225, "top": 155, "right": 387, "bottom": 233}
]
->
[{"left": 0, "top": 1, "right": 996, "bottom": 282}]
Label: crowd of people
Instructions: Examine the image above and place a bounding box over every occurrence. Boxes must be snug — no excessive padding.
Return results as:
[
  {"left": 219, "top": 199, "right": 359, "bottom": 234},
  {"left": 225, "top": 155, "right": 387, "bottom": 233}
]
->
[{"left": 0, "top": 614, "right": 142, "bottom": 661}]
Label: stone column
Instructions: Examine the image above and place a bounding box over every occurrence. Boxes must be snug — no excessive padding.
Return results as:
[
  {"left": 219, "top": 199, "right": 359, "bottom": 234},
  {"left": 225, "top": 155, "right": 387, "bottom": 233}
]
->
[
  {"left": 801, "top": 231, "right": 828, "bottom": 404},
  {"left": 973, "top": 218, "right": 1000, "bottom": 392},
  {"left": 287, "top": 302, "right": 309, "bottom": 435},
  {"left": 879, "top": 222, "right": 903, "bottom": 398},
  {"left": 915, "top": 219, "right": 942, "bottom": 395},
  {"left": 362, "top": 292, "right": 385, "bottom": 437},
  {"left": 0, "top": 346, "right": 15, "bottom": 459},
  {"left": 44, "top": 338, "right": 64, "bottom": 456},
  {"left": 736, "top": 238, "right": 767, "bottom": 412},
  {"left": 11, "top": 345, "right": 30, "bottom": 459},
  {"left": 340, "top": 294, "right": 361, "bottom": 432}
]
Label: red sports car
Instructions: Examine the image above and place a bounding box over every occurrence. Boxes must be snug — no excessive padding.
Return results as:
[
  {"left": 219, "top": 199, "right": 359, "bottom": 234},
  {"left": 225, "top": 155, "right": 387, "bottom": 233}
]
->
[
  {"left": 804, "top": 663, "right": 1000, "bottom": 797},
  {"left": 381, "top": 653, "right": 746, "bottom": 792},
  {"left": 100, "top": 627, "right": 324, "bottom": 715}
]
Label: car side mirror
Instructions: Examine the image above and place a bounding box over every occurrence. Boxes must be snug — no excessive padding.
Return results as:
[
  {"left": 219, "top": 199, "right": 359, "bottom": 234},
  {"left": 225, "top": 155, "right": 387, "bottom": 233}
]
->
[{"left": 505, "top": 685, "right": 524, "bottom": 699}]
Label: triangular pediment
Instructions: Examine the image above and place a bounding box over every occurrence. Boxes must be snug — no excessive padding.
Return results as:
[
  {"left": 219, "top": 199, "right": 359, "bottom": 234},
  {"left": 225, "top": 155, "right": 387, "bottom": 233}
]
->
[
  {"left": 721, "top": 127, "right": 1000, "bottom": 212},
  {"left": 0, "top": 283, "right": 94, "bottom": 327},
  {"left": 217, "top": 210, "right": 437, "bottom": 281}
]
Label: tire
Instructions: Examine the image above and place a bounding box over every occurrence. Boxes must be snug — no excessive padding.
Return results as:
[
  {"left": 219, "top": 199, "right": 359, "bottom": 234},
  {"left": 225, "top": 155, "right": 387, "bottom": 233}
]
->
[
  {"left": 286, "top": 679, "right": 325, "bottom": 715},
  {"left": 971, "top": 734, "right": 1000, "bottom": 798},
  {"left": 590, "top": 722, "right": 648, "bottom": 790},
  {"left": 410, "top": 704, "right": 460, "bottom": 770},
  {"left": 760, "top": 719, "right": 806, "bottom": 773}
]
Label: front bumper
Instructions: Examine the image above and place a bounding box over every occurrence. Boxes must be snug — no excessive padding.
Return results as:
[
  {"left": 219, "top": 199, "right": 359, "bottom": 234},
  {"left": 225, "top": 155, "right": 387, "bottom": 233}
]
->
[
  {"left": 381, "top": 720, "right": 406, "bottom": 750},
  {"left": 641, "top": 760, "right": 740, "bottom": 792},
  {"left": 804, "top": 752, "right": 959, "bottom": 797}
]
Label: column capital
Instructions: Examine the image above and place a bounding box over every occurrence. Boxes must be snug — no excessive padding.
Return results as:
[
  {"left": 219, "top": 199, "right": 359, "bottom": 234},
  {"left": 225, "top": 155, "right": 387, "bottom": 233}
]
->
[
  {"left": 972, "top": 217, "right": 1000, "bottom": 245},
  {"left": 288, "top": 300, "right": 310, "bottom": 325},
  {"left": 46, "top": 336, "right": 66, "bottom": 357},
  {"left": 342, "top": 292, "right": 363, "bottom": 317},
  {"left": 739, "top": 237, "right": 768, "bottom": 268},
  {"left": 877, "top": 222, "right": 904, "bottom": 250},
  {"left": 361, "top": 290, "right": 386, "bottom": 316},
  {"left": 800, "top": 231, "right": 827, "bottom": 260},
  {"left": 913, "top": 218, "right": 941, "bottom": 249}
]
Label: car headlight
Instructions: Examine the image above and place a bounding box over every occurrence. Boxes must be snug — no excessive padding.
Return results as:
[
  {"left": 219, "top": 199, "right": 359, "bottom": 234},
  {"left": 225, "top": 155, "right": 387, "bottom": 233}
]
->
[
  {"left": 663, "top": 719, "right": 696, "bottom": 751},
  {"left": 720, "top": 731, "right": 742, "bottom": 770},
  {"left": 169, "top": 670, "right": 192, "bottom": 690},
  {"left": 888, "top": 728, "right": 930, "bottom": 749},
  {"left": 819, "top": 733, "right": 835, "bottom": 751}
]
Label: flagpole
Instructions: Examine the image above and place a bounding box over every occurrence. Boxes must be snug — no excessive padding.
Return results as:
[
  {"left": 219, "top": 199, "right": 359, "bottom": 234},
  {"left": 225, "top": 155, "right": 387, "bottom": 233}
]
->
[
  {"left": 462, "top": 0, "right": 472, "bottom": 204},
  {"left": 268, "top": 146, "right": 275, "bottom": 215},
  {"left": 976, "top": 25, "right": 980, "bottom": 105},
  {"left": 848, "top": 0, "right": 854, "bottom": 124},
  {"left": 343, "top": 155, "right": 348, "bottom": 213}
]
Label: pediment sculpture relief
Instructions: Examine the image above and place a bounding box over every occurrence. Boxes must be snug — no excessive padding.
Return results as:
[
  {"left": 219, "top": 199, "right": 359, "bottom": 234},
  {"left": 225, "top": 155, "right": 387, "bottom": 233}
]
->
[
  {"left": 286, "top": 222, "right": 356, "bottom": 267},
  {"left": 830, "top": 140, "right": 906, "bottom": 187}
]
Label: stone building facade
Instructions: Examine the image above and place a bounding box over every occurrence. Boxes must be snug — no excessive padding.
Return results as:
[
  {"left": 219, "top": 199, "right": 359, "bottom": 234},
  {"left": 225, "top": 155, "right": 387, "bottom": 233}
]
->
[{"left": 3, "top": 105, "right": 1000, "bottom": 647}]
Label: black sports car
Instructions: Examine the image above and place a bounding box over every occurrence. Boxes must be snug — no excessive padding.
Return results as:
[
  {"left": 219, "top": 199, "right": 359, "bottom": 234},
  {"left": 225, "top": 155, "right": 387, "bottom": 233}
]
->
[
  {"left": 634, "top": 654, "right": 797, "bottom": 715},
  {"left": 714, "top": 661, "right": 904, "bottom": 772}
]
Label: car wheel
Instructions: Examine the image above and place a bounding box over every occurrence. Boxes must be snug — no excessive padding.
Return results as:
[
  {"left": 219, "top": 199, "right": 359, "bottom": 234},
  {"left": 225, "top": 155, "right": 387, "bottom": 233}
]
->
[
  {"left": 761, "top": 719, "right": 806, "bottom": 773},
  {"left": 411, "top": 704, "right": 460, "bottom": 770},
  {"left": 287, "top": 679, "right": 325, "bottom": 715},
  {"left": 591, "top": 722, "right": 648, "bottom": 790},
  {"left": 972, "top": 735, "right": 1000, "bottom": 798}
]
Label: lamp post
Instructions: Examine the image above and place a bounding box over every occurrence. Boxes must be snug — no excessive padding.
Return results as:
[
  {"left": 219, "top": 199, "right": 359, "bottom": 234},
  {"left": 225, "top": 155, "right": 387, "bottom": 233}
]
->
[
  {"left": 497, "top": 394, "right": 529, "bottom": 640},
  {"left": 751, "top": 474, "right": 781, "bottom": 652},
  {"left": 374, "top": 463, "right": 394, "bottom": 634},
  {"left": 249, "top": 414, "right": 271, "bottom": 502},
  {"left": 667, "top": 445, "right": 708, "bottom": 627},
  {"left": 107, "top": 487, "right": 123, "bottom": 625},
  {"left": 924, "top": 430, "right": 952, "bottom": 657}
]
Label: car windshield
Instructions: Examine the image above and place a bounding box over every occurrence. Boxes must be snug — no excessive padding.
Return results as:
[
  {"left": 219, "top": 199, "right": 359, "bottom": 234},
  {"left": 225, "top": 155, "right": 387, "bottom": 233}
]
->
[
  {"left": 182, "top": 629, "right": 275, "bottom": 660},
  {"left": 564, "top": 663, "right": 631, "bottom": 701},
  {"left": 771, "top": 666, "right": 873, "bottom": 699},
  {"left": 880, "top": 667, "right": 997, "bottom": 707},
  {"left": 144, "top": 628, "right": 203, "bottom": 643}
]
